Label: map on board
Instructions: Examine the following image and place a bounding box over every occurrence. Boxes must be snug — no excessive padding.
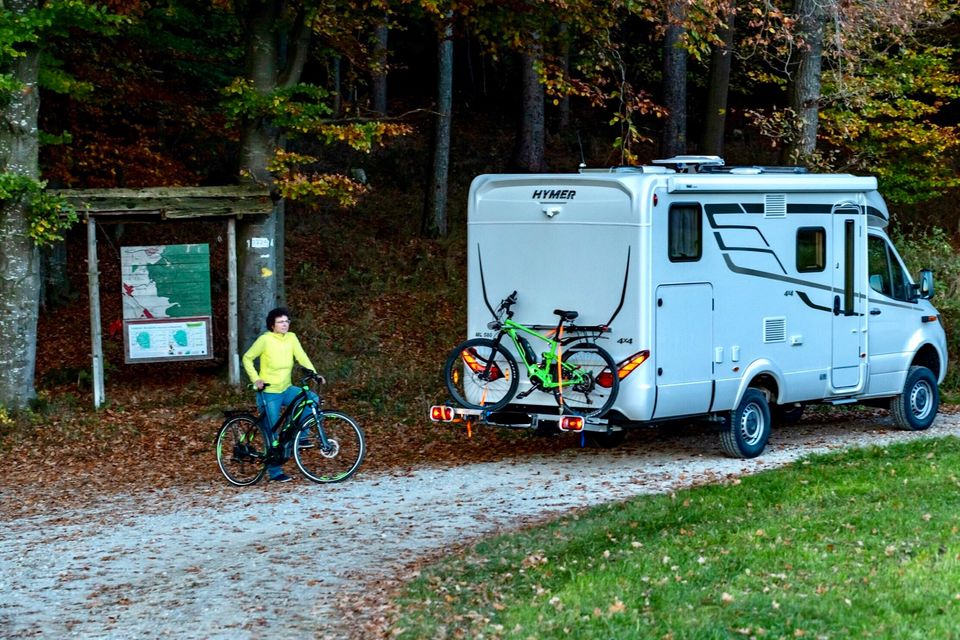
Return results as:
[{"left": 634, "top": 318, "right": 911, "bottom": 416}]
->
[{"left": 120, "top": 244, "right": 213, "bottom": 362}]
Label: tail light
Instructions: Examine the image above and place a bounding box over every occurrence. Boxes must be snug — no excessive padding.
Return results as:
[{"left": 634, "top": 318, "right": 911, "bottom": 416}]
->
[
  {"left": 430, "top": 405, "right": 455, "bottom": 422},
  {"left": 597, "top": 350, "right": 650, "bottom": 387},
  {"left": 560, "top": 416, "right": 584, "bottom": 432},
  {"left": 462, "top": 348, "right": 504, "bottom": 381}
]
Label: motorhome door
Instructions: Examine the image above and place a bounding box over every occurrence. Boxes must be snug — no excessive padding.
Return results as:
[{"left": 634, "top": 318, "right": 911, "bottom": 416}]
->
[
  {"left": 653, "top": 283, "right": 714, "bottom": 418},
  {"left": 830, "top": 204, "right": 865, "bottom": 390}
]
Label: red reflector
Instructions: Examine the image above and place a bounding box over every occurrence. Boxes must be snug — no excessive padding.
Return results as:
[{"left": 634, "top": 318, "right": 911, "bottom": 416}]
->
[
  {"left": 430, "top": 405, "right": 455, "bottom": 422},
  {"left": 597, "top": 371, "right": 614, "bottom": 388},
  {"left": 560, "top": 416, "right": 584, "bottom": 432}
]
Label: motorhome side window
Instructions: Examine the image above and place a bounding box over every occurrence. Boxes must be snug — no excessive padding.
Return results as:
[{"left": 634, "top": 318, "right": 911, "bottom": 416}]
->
[
  {"left": 668, "top": 204, "right": 702, "bottom": 262},
  {"left": 868, "top": 235, "right": 911, "bottom": 301},
  {"left": 796, "top": 227, "right": 826, "bottom": 272}
]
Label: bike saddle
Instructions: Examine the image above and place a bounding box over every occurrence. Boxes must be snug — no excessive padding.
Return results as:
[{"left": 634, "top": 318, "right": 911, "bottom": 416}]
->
[{"left": 554, "top": 309, "right": 579, "bottom": 321}]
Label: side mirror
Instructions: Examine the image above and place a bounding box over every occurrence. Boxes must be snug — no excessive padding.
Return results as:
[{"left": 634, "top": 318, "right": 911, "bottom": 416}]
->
[{"left": 917, "top": 269, "right": 935, "bottom": 300}]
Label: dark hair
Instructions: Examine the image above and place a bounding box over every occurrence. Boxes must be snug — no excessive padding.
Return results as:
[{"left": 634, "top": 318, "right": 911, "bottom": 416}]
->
[{"left": 266, "top": 307, "right": 290, "bottom": 331}]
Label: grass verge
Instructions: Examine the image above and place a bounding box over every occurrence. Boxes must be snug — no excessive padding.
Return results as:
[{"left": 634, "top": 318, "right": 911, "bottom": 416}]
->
[{"left": 392, "top": 436, "right": 960, "bottom": 639}]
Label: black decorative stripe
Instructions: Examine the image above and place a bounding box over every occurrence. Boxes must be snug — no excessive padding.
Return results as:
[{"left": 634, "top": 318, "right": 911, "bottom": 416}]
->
[
  {"left": 605, "top": 247, "right": 631, "bottom": 327},
  {"left": 705, "top": 203, "right": 744, "bottom": 215},
  {"left": 713, "top": 232, "right": 786, "bottom": 274},
  {"left": 796, "top": 291, "right": 832, "bottom": 312}
]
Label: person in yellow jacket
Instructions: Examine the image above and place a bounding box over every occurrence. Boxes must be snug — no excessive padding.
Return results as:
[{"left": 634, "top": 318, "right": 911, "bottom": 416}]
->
[{"left": 243, "top": 307, "right": 324, "bottom": 482}]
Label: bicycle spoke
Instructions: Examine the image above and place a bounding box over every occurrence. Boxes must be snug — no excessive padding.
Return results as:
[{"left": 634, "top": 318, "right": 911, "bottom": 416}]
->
[
  {"left": 215, "top": 416, "right": 268, "bottom": 486},
  {"left": 555, "top": 343, "right": 619, "bottom": 417},
  {"left": 294, "top": 411, "right": 366, "bottom": 483}
]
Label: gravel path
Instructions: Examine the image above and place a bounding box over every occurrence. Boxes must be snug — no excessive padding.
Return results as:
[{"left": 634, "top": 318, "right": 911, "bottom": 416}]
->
[{"left": 3, "top": 412, "right": 959, "bottom": 639}]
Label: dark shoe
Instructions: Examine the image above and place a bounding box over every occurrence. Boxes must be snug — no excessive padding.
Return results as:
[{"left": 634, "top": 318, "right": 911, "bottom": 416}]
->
[
  {"left": 297, "top": 438, "right": 315, "bottom": 449},
  {"left": 270, "top": 473, "right": 293, "bottom": 483}
]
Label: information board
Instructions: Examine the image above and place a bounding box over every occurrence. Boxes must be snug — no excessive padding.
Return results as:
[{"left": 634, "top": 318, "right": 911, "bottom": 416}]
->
[{"left": 120, "top": 244, "right": 213, "bottom": 363}]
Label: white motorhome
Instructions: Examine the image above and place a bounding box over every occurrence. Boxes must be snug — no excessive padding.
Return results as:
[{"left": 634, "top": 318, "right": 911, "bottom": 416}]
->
[{"left": 439, "top": 156, "right": 947, "bottom": 458}]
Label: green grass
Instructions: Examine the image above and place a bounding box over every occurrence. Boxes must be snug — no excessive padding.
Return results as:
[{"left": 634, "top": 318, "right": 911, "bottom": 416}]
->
[{"left": 393, "top": 437, "right": 960, "bottom": 639}]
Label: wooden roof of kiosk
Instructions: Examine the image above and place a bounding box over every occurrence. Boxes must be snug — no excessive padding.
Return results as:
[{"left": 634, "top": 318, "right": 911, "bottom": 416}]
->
[{"left": 55, "top": 186, "right": 274, "bottom": 408}]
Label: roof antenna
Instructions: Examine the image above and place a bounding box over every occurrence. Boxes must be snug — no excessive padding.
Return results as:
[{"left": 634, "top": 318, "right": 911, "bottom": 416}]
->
[{"left": 577, "top": 131, "right": 586, "bottom": 171}]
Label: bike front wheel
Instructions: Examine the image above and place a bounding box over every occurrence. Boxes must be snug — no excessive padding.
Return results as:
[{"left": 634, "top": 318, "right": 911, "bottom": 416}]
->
[
  {"left": 216, "top": 414, "right": 268, "bottom": 486},
  {"left": 443, "top": 338, "right": 519, "bottom": 411},
  {"left": 554, "top": 341, "right": 620, "bottom": 418},
  {"left": 294, "top": 411, "right": 366, "bottom": 483}
]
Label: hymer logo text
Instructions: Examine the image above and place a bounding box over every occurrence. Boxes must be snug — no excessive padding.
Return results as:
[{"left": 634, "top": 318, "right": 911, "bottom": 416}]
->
[{"left": 532, "top": 189, "right": 576, "bottom": 200}]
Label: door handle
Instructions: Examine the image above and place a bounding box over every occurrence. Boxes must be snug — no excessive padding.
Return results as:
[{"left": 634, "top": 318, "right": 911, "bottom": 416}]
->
[
  {"left": 833, "top": 295, "right": 841, "bottom": 316},
  {"left": 870, "top": 308, "right": 881, "bottom": 316}
]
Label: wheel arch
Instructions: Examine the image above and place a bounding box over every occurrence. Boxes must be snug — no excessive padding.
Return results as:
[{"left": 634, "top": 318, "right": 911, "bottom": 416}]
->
[
  {"left": 733, "top": 360, "right": 784, "bottom": 408},
  {"left": 911, "top": 343, "right": 944, "bottom": 382}
]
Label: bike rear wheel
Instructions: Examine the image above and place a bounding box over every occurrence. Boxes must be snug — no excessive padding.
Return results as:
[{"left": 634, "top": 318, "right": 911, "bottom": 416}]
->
[
  {"left": 216, "top": 415, "right": 268, "bottom": 486},
  {"left": 554, "top": 341, "right": 620, "bottom": 417},
  {"left": 443, "top": 338, "right": 519, "bottom": 411},
  {"left": 294, "top": 411, "right": 366, "bottom": 483}
]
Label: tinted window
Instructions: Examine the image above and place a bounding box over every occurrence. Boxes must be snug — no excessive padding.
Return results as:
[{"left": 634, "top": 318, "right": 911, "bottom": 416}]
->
[
  {"left": 669, "top": 204, "right": 701, "bottom": 262},
  {"left": 796, "top": 227, "right": 825, "bottom": 272}
]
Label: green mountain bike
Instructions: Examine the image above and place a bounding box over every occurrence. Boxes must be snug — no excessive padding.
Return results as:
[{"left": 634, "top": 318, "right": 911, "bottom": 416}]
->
[
  {"left": 215, "top": 372, "right": 366, "bottom": 486},
  {"left": 443, "top": 291, "right": 620, "bottom": 417}
]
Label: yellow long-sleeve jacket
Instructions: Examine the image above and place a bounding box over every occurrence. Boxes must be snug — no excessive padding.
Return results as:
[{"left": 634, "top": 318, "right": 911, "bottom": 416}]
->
[{"left": 242, "top": 331, "right": 316, "bottom": 394}]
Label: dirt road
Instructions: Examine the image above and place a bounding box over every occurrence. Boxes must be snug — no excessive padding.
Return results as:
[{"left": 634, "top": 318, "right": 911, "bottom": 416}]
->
[{"left": 3, "top": 412, "right": 959, "bottom": 639}]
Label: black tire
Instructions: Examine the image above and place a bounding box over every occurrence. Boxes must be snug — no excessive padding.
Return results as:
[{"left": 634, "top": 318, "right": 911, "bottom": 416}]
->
[
  {"left": 720, "top": 389, "right": 771, "bottom": 459},
  {"left": 554, "top": 341, "right": 620, "bottom": 417},
  {"left": 443, "top": 338, "right": 519, "bottom": 412},
  {"left": 773, "top": 403, "right": 804, "bottom": 425},
  {"left": 294, "top": 410, "right": 366, "bottom": 483},
  {"left": 890, "top": 365, "right": 939, "bottom": 431},
  {"left": 216, "top": 415, "right": 268, "bottom": 486}
]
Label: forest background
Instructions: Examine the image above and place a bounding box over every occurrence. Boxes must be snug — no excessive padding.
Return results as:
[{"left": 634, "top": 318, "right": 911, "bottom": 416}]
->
[{"left": 3, "top": 0, "right": 960, "bottom": 481}]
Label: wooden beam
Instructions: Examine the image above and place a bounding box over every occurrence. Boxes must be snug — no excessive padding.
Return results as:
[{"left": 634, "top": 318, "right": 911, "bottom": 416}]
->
[{"left": 55, "top": 185, "right": 273, "bottom": 219}]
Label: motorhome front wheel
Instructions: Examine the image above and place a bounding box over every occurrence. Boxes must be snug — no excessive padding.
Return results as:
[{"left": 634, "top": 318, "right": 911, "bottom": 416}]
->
[{"left": 890, "top": 366, "right": 939, "bottom": 431}]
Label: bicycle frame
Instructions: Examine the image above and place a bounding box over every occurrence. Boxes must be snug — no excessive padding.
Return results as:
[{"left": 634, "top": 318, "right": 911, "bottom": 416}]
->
[
  {"left": 257, "top": 380, "right": 332, "bottom": 454},
  {"left": 494, "top": 316, "right": 595, "bottom": 391}
]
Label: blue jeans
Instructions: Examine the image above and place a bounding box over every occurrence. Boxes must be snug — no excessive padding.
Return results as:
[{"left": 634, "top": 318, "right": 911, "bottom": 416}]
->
[{"left": 257, "top": 387, "right": 319, "bottom": 479}]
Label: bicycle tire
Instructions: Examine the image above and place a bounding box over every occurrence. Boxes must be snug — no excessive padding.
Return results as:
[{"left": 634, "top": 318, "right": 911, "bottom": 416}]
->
[
  {"left": 294, "top": 411, "right": 366, "bottom": 483},
  {"left": 215, "top": 414, "right": 269, "bottom": 486},
  {"left": 554, "top": 341, "right": 620, "bottom": 417},
  {"left": 443, "top": 338, "right": 519, "bottom": 412}
]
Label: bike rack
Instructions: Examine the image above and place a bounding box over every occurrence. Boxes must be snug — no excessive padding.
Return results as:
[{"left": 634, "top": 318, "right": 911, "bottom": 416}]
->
[{"left": 428, "top": 404, "right": 616, "bottom": 437}]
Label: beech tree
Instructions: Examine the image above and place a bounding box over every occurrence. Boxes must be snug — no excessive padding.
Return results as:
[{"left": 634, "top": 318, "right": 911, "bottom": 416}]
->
[
  {"left": 224, "top": 0, "right": 409, "bottom": 350},
  {"left": 660, "top": 0, "right": 688, "bottom": 157},
  {"left": 0, "top": 0, "right": 117, "bottom": 410},
  {"left": 423, "top": 10, "right": 454, "bottom": 237}
]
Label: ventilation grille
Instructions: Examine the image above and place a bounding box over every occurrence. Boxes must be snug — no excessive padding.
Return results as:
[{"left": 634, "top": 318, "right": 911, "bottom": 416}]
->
[
  {"left": 763, "top": 317, "right": 787, "bottom": 343},
  {"left": 764, "top": 194, "right": 787, "bottom": 218}
]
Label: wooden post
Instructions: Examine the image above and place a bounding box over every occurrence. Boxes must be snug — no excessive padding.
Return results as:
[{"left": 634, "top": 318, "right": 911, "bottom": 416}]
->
[
  {"left": 228, "top": 217, "right": 240, "bottom": 385},
  {"left": 87, "top": 217, "right": 105, "bottom": 407}
]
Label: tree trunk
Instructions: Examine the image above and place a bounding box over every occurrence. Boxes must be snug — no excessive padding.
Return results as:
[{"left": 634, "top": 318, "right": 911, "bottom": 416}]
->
[
  {"left": 701, "top": 2, "right": 736, "bottom": 157},
  {"left": 235, "top": 0, "right": 309, "bottom": 351},
  {"left": 0, "top": 0, "right": 41, "bottom": 409},
  {"left": 372, "top": 20, "right": 388, "bottom": 115},
  {"left": 783, "top": 0, "right": 827, "bottom": 164},
  {"left": 423, "top": 16, "right": 453, "bottom": 237},
  {"left": 512, "top": 47, "right": 546, "bottom": 172},
  {"left": 661, "top": 0, "right": 688, "bottom": 158},
  {"left": 557, "top": 22, "right": 571, "bottom": 133}
]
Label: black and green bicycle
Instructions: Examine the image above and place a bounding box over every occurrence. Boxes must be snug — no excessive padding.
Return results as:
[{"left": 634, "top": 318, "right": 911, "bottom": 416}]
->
[
  {"left": 443, "top": 291, "right": 620, "bottom": 417},
  {"left": 215, "top": 372, "right": 365, "bottom": 486}
]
